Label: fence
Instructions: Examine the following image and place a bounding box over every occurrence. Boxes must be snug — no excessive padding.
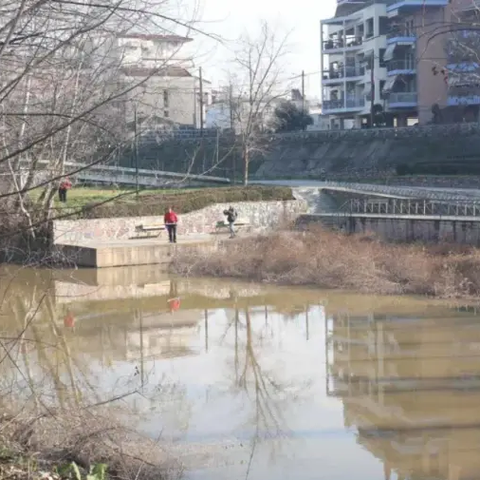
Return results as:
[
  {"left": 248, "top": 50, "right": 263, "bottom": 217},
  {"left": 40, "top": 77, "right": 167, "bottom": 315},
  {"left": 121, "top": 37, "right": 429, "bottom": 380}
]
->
[{"left": 343, "top": 197, "right": 480, "bottom": 217}]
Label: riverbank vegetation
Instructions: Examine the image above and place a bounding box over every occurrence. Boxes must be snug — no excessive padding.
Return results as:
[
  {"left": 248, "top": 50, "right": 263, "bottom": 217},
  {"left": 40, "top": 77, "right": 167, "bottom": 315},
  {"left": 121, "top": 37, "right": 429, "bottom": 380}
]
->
[
  {"left": 172, "top": 226, "right": 480, "bottom": 299},
  {"left": 51, "top": 185, "right": 294, "bottom": 220}
]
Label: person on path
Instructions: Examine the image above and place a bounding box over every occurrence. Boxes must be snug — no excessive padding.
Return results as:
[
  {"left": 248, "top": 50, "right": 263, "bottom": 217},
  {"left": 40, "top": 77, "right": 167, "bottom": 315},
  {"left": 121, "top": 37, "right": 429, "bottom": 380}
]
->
[
  {"left": 224, "top": 206, "right": 238, "bottom": 238},
  {"left": 58, "top": 177, "right": 72, "bottom": 202},
  {"left": 164, "top": 207, "right": 178, "bottom": 243}
]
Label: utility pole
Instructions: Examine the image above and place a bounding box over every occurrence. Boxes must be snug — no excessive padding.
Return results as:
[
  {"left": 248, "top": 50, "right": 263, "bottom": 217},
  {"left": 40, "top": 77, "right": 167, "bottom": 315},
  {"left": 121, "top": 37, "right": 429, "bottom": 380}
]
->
[
  {"left": 199, "top": 67, "right": 204, "bottom": 136},
  {"left": 370, "top": 56, "right": 375, "bottom": 128},
  {"left": 301, "top": 70, "right": 305, "bottom": 111},
  {"left": 229, "top": 83, "right": 234, "bottom": 130},
  {"left": 133, "top": 103, "right": 139, "bottom": 198},
  {"left": 301, "top": 70, "right": 306, "bottom": 131}
]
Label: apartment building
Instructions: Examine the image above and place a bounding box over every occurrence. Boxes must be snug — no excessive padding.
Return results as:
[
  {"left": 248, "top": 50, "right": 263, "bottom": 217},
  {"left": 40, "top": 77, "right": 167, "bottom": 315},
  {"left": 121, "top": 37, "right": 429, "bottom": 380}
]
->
[
  {"left": 321, "top": 0, "right": 480, "bottom": 127},
  {"left": 321, "top": 0, "right": 389, "bottom": 128}
]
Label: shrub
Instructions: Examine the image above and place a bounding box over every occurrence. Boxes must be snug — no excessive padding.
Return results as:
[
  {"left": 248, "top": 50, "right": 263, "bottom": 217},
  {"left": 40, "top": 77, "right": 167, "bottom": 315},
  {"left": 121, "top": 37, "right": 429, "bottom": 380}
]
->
[
  {"left": 68, "top": 186, "right": 294, "bottom": 220},
  {"left": 171, "top": 226, "right": 480, "bottom": 299}
]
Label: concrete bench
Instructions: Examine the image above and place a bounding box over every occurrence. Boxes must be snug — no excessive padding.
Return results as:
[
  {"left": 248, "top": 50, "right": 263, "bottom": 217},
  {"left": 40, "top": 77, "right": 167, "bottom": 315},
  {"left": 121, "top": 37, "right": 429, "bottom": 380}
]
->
[
  {"left": 212, "top": 218, "right": 250, "bottom": 234},
  {"left": 133, "top": 223, "right": 166, "bottom": 239}
]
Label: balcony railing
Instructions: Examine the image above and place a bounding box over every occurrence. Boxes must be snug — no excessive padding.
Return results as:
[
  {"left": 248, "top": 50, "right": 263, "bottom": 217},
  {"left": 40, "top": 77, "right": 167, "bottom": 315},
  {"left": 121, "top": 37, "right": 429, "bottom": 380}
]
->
[
  {"left": 323, "top": 66, "right": 365, "bottom": 81},
  {"left": 387, "top": 60, "right": 416, "bottom": 72},
  {"left": 323, "top": 37, "right": 363, "bottom": 50},
  {"left": 387, "top": 92, "right": 417, "bottom": 105},
  {"left": 387, "top": 30, "right": 415, "bottom": 40},
  {"left": 323, "top": 98, "right": 365, "bottom": 111}
]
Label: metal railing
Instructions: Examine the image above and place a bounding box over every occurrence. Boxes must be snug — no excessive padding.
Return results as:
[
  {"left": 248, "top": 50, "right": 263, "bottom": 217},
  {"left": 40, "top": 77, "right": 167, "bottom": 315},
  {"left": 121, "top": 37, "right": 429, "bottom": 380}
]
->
[
  {"left": 320, "top": 180, "right": 480, "bottom": 203},
  {"left": 387, "top": 92, "right": 417, "bottom": 104},
  {"left": 323, "top": 98, "right": 365, "bottom": 111},
  {"left": 323, "top": 37, "right": 363, "bottom": 50},
  {"left": 323, "top": 66, "right": 365, "bottom": 81},
  {"left": 387, "top": 60, "right": 416, "bottom": 72},
  {"left": 343, "top": 197, "right": 480, "bottom": 217},
  {"left": 387, "top": 31, "right": 415, "bottom": 39}
]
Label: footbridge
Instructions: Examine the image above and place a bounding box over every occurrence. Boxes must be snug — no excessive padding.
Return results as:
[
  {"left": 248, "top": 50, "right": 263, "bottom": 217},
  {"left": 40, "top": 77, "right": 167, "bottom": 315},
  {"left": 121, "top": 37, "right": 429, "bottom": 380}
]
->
[{"left": 32, "top": 161, "right": 231, "bottom": 188}]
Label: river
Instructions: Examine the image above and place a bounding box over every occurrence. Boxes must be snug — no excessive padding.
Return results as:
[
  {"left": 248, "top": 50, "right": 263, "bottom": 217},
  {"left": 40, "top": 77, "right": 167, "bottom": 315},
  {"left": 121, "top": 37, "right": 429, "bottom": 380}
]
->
[{"left": 1, "top": 265, "right": 479, "bottom": 479}]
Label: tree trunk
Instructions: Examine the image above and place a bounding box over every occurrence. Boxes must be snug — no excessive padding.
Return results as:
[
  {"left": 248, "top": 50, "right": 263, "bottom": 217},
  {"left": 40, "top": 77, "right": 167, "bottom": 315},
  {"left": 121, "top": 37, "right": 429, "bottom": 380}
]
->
[{"left": 243, "top": 146, "right": 249, "bottom": 186}]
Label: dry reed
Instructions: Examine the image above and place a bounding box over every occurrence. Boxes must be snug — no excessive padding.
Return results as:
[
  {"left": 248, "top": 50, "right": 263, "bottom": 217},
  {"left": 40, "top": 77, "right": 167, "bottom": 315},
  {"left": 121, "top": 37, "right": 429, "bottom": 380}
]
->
[{"left": 172, "top": 226, "right": 480, "bottom": 299}]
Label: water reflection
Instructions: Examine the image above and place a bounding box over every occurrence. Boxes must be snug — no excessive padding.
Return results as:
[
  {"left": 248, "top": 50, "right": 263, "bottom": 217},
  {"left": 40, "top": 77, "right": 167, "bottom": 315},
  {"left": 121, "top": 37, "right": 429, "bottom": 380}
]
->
[
  {"left": 1, "top": 265, "right": 480, "bottom": 479},
  {"left": 327, "top": 311, "right": 480, "bottom": 480}
]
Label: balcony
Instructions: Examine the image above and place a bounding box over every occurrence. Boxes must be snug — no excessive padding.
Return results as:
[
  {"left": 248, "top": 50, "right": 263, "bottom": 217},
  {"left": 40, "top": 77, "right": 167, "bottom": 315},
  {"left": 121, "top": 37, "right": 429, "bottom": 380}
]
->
[
  {"left": 323, "top": 97, "right": 365, "bottom": 113},
  {"left": 323, "top": 37, "right": 363, "bottom": 52},
  {"left": 387, "top": 0, "right": 449, "bottom": 17},
  {"left": 323, "top": 66, "right": 365, "bottom": 83},
  {"left": 387, "top": 30, "right": 416, "bottom": 45},
  {"left": 387, "top": 59, "right": 416, "bottom": 75},
  {"left": 448, "top": 94, "right": 480, "bottom": 106},
  {"left": 387, "top": 92, "right": 417, "bottom": 107}
]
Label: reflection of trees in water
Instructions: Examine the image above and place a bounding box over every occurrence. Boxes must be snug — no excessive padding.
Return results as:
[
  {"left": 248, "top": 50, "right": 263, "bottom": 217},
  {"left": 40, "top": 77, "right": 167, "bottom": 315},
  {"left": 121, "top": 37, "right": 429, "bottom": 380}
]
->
[
  {"left": 220, "top": 305, "right": 312, "bottom": 472},
  {"left": 0, "top": 276, "right": 192, "bottom": 435}
]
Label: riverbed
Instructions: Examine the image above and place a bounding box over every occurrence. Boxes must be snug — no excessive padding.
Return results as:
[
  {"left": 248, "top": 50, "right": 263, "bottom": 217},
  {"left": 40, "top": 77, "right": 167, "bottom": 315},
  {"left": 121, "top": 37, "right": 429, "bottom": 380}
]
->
[{"left": 1, "top": 265, "right": 479, "bottom": 479}]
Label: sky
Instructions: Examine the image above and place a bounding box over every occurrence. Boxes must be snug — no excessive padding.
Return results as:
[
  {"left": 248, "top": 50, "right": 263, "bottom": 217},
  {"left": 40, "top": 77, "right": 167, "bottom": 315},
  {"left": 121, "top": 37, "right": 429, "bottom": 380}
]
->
[{"left": 184, "top": 0, "right": 336, "bottom": 99}]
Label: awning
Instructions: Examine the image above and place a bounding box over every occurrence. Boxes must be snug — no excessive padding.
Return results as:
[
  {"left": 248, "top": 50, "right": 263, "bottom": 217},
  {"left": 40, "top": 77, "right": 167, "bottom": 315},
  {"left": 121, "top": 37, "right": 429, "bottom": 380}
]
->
[
  {"left": 383, "top": 44, "right": 397, "bottom": 62},
  {"left": 383, "top": 75, "right": 399, "bottom": 93}
]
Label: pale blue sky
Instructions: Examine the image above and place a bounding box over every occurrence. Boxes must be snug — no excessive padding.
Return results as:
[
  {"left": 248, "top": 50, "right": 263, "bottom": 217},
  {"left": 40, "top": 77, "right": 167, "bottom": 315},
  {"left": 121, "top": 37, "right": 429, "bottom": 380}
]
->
[{"left": 189, "top": 0, "right": 336, "bottom": 98}]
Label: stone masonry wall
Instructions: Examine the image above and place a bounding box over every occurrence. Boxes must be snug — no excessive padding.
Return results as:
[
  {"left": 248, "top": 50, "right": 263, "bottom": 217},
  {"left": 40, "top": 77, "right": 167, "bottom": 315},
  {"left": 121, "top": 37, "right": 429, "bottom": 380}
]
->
[
  {"left": 125, "top": 123, "right": 480, "bottom": 180},
  {"left": 53, "top": 200, "right": 306, "bottom": 245}
]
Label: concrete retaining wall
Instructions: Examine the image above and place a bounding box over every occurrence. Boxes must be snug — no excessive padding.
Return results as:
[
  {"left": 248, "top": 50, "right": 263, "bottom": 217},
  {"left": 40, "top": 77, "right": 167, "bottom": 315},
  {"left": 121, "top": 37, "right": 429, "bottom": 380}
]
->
[
  {"left": 53, "top": 200, "right": 306, "bottom": 245},
  {"left": 299, "top": 214, "right": 480, "bottom": 246}
]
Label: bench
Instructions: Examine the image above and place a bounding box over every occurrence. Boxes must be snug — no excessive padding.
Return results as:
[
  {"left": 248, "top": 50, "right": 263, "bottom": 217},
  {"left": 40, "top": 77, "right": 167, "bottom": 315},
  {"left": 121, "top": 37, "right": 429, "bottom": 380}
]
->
[
  {"left": 132, "top": 223, "right": 166, "bottom": 239},
  {"left": 213, "top": 218, "right": 250, "bottom": 234}
]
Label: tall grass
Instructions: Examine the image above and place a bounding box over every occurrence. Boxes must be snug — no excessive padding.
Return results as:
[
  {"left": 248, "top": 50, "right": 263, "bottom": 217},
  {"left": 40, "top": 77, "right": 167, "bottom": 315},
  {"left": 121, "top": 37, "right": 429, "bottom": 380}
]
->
[{"left": 172, "top": 227, "right": 480, "bottom": 299}]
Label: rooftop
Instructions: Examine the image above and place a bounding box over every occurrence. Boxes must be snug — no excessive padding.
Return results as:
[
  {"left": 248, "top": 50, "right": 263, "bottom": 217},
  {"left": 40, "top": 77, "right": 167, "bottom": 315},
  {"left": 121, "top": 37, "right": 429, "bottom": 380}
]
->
[{"left": 116, "top": 33, "right": 193, "bottom": 43}]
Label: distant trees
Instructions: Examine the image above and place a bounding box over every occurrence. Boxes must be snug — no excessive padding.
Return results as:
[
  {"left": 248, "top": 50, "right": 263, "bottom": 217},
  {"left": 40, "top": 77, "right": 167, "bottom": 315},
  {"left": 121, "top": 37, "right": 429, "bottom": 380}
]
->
[{"left": 272, "top": 101, "right": 312, "bottom": 132}]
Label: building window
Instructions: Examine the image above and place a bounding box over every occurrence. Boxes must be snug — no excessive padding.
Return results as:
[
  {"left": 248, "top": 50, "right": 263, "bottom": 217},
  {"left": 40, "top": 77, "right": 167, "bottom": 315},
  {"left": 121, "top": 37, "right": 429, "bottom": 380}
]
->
[
  {"left": 366, "top": 18, "right": 374, "bottom": 38},
  {"left": 379, "top": 17, "right": 389, "bottom": 36},
  {"left": 164, "top": 110, "right": 169, "bottom": 118},
  {"left": 379, "top": 48, "right": 386, "bottom": 68},
  {"left": 163, "top": 90, "right": 169, "bottom": 108}
]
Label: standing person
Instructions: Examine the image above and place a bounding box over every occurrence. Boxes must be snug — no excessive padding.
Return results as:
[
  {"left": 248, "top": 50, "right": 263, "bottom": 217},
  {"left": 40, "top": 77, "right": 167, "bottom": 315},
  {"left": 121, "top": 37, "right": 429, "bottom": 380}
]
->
[
  {"left": 164, "top": 206, "right": 178, "bottom": 243},
  {"left": 58, "top": 177, "right": 72, "bottom": 202},
  {"left": 224, "top": 206, "right": 238, "bottom": 238}
]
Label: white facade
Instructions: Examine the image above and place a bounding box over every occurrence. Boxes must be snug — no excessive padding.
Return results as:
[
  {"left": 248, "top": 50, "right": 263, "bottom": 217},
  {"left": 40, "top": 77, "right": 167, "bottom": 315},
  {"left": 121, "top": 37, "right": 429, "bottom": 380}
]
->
[
  {"left": 321, "top": 1, "right": 388, "bottom": 127},
  {"left": 82, "top": 33, "right": 210, "bottom": 129},
  {"left": 205, "top": 97, "right": 277, "bottom": 133}
]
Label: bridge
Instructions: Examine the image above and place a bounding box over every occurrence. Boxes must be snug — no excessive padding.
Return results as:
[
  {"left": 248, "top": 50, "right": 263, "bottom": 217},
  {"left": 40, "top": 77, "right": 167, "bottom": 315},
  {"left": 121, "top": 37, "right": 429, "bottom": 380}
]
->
[{"left": 19, "top": 161, "right": 231, "bottom": 188}]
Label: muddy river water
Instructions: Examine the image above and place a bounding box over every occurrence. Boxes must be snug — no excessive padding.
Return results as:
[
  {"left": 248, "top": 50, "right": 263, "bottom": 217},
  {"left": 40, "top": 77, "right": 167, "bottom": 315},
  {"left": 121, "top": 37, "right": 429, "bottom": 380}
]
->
[{"left": 1, "top": 265, "right": 479, "bottom": 480}]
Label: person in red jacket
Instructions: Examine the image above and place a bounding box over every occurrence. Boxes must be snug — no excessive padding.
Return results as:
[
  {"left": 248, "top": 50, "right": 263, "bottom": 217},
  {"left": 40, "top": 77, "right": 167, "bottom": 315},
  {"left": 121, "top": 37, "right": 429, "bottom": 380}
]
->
[
  {"left": 164, "top": 207, "right": 178, "bottom": 243},
  {"left": 58, "top": 177, "right": 72, "bottom": 202}
]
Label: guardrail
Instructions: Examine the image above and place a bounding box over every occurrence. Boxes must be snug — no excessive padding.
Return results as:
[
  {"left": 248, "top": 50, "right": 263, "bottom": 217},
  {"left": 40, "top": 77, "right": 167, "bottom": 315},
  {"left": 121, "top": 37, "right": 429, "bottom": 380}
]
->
[
  {"left": 320, "top": 180, "right": 480, "bottom": 203},
  {"left": 30, "top": 161, "right": 231, "bottom": 184},
  {"left": 344, "top": 197, "right": 480, "bottom": 217}
]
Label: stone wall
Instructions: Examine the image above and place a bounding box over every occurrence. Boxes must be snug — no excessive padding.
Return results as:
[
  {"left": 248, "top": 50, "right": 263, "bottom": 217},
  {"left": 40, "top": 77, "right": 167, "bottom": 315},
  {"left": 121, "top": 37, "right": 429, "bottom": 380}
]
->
[
  {"left": 53, "top": 200, "right": 306, "bottom": 245},
  {"left": 125, "top": 123, "right": 480, "bottom": 180},
  {"left": 299, "top": 214, "right": 480, "bottom": 246}
]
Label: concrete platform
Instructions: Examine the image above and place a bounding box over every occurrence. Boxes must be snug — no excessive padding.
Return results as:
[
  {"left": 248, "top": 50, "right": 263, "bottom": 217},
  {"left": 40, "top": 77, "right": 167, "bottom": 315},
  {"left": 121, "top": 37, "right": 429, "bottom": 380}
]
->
[{"left": 57, "top": 235, "right": 218, "bottom": 268}]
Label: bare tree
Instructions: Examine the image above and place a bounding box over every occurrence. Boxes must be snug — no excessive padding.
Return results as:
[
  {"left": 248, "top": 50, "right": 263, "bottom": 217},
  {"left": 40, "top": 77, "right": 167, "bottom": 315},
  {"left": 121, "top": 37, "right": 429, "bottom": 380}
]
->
[
  {"left": 0, "top": 0, "right": 203, "bottom": 232},
  {"left": 228, "top": 22, "right": 290, "bottom": 185}
]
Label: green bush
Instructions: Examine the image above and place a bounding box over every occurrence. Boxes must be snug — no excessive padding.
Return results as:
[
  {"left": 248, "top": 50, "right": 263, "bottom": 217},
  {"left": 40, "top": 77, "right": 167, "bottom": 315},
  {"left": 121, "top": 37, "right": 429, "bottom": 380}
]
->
[{"left": 66, "top": 186, "right": 294, "bottom": 220}]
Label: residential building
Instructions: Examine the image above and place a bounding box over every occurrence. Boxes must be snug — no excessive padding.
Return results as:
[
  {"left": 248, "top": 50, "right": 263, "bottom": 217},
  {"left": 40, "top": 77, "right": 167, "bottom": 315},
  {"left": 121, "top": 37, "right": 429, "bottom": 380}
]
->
[
  {"left": 320, "top": 0, "right": 389, "bottom": 128},
  {"left": 306, "top": 102, "right": 331, "bottom": 130},
  {"left": 205, "top": 89, "right": 279, "bottom": 133},
  {"left": 206, "top": 89, "right": 315, "bottom": 132},
  {"left": 79, "top": 33, "right": 211, "bottom": 130},
  {"left": 321, "top": 0, "right": 480, "bottom": 127}
]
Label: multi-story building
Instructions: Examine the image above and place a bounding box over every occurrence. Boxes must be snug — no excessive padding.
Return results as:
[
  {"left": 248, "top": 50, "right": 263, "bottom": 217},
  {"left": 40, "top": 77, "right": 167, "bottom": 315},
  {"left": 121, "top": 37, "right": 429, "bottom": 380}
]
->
[
  {"left": 321, "top": 0, "right": 389, "bottom": 128},
  {"left": 321, "top": 0, "right": 480, "bottom": 127}
]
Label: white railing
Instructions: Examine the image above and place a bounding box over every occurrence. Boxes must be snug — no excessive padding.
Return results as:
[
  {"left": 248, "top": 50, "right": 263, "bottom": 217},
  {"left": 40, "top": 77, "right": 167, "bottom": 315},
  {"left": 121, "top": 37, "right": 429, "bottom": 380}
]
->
[{"left": 388, "top": 92, "right": 417, "bottom": 104}]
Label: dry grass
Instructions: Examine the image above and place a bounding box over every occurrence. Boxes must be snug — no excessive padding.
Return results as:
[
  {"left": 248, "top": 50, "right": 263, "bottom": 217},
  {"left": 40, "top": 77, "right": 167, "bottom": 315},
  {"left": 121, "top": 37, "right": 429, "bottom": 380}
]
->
[
  {"left": 172, "top": 226, "right": 480, "bottom": 299},
  {"left": 0, "top": 406, "right": 182, "bottom": 480}
]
